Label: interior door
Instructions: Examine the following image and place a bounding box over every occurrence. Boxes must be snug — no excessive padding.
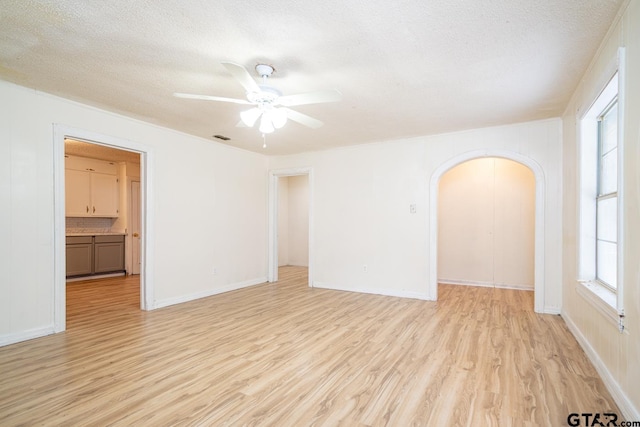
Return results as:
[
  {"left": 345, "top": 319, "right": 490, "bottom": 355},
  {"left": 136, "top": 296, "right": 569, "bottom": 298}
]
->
[{"left": 131, "top": 180, "right": 141, "bottom": 275}]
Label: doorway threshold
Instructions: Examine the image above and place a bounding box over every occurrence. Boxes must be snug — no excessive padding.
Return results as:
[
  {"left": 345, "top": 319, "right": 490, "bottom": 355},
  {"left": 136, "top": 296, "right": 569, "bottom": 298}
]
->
[{"left": 66, "top": 272, "right": 126, "bottom": 283}]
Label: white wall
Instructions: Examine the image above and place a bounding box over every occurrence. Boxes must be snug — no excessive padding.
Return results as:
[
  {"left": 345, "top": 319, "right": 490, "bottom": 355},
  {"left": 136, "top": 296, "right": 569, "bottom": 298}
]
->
[
  {"left": 0, "top": 80, "right": 268, "bottom": 345},
  {"left": 268, "top": 118, "right": 562, "bottom": 308},
  {"left": 277, "top": 177, "right": 289, "bottom": 266},
  {"left": 277, "top": 175, "right": 309, "bottom": 267},
  {"left": 561, "top": 1, "right": 640, "bottom": 418},
  {"left": 287, "top": 175, "right": 309, "bottom": 267},
  {"left": 438, "top": 158, "right": 535, "bottom": 289}
]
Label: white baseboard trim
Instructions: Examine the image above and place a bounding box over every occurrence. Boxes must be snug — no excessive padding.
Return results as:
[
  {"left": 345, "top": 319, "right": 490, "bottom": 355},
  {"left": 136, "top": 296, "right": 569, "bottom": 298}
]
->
[
  {"left": 438, "top": 278, "right": 534, "bottom": 291},
  {"left": 153, "top": 277, "right": 268, "bottom": 309},
  {"left": 541, "top": 306, "right": 561, "bottom": 315},
  {"left": 0, "top": 325, "right": 55, "bottom": 347},
  {"left": 562, "top": 310, "right": 639, "bottom": 420},
  {"left": 313, "top": 281, "right": 429, "bottom": 300}
]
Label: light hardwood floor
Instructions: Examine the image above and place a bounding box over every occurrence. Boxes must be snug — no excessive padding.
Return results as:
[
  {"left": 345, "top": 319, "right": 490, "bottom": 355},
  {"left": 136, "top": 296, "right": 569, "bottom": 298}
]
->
[{"left": 0, "top": 267, "right": 619, "bottom": 426}]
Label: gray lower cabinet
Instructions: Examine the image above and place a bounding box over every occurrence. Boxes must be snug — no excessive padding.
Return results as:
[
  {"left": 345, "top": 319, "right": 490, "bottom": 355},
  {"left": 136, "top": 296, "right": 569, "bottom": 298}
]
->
[
  {"left": 66, "top": 235, "right": 125, "bottom": 278},
  {"left": 94, "top": 235, "right": 125, "bottom": 274},
  {"left": 66, "top": 236, "right": 93, "bottom": 276}
]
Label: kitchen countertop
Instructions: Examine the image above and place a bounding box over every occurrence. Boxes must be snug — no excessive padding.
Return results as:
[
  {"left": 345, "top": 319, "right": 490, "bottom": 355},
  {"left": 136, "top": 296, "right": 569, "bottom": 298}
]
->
[{"left": 66, "top": 232, "right": 126, "bottom": 236}]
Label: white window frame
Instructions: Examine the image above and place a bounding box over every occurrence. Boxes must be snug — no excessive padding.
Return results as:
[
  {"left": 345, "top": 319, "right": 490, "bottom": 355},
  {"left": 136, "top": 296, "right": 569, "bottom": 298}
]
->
[
  {"left": 577, "top": 48, "right": 625, "bottom": 332},
  {"left": 595, "top": 99, "right": 618, "bottom": 290}
]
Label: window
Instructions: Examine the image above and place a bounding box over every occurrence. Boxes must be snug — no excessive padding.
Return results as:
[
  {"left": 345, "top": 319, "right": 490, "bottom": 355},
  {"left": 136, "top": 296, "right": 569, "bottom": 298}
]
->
[
  {"left": 577, "top": 62, "right": 624, "bottom": 330},
  {"left": 596, "top": 99, "right": 618, "bottom": 290}
]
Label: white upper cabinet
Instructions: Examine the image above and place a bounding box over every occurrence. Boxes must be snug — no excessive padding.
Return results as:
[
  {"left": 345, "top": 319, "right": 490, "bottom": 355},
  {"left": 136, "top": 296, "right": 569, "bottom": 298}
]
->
[
  {"left": 65, "top": 156, "right": 120, "bottom": 217},
  {"left": 90, "top": 173, "right": 119, "bottom": 217},
  {"left": 65, "top": 169, "right": 92, "bottom": 216}
]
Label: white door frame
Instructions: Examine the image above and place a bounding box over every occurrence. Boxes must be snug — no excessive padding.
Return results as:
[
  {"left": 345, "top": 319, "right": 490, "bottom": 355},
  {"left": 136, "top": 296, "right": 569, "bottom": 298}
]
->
[
  {"left": 129, "top": 179, "right": 141, "bottom": 275},
  {"left": 429, "top": 149, "right": 546, "bottom": 313},
  {"left": 53, "top": 125, "right": 155, "bottom": 333},
  {"left": 268, "top": 167, "right": 313, "bottom": 286}
]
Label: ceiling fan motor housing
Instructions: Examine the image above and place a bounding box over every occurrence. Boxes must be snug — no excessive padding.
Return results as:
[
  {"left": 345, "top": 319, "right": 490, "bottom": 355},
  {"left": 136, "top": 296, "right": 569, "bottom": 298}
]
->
[{"left": 247, "top": 84, "right": 281, "bottom": 105}]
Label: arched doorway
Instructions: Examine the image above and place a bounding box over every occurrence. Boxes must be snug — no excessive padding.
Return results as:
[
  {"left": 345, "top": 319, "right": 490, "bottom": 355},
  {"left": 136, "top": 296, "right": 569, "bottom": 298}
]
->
[
  {"left": 429, "top": 150, "right": 545, "bottom": 312},
  {"left": 438, "top": 157, "right": 535, "bottom": 291}
]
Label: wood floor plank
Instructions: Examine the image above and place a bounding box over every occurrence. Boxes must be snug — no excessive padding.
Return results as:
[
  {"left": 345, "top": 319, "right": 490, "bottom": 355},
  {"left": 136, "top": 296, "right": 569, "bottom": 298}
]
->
[{"left": 0, "top": 266, "right": 620, "bottom": 425}]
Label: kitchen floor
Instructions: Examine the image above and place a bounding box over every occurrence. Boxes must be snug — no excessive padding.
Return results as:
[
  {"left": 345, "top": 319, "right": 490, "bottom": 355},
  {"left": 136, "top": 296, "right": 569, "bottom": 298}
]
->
[{"left": 66, "top": 275, "right": 140, "bottom": 324}]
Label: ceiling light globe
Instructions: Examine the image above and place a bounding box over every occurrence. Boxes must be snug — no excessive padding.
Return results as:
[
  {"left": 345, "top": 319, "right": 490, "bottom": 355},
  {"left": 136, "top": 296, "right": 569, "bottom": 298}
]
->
[
  {"left": 240, "top": 108, "right": 262, "bottom": 127},
  {"left": 271, "top": 108, "right": 288, "bottom": 129},
  {"left": 259, "top": 114, "right": 275, "bottom": 134}
]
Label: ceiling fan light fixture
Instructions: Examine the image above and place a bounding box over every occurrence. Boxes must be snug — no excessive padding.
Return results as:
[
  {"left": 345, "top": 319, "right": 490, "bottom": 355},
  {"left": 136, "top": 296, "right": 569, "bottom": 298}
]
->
[
  {"left": 259, "top": 114, "right": 275, "bottom": 134},
  {"left": 176, "top": 61, "right": 340, "bottom": 141},
  {"left": 271, "top": 108, "right": 288, "bottom": 129},
  {"left": 240, "top": 107, "right": 262, "bottom": 127}
]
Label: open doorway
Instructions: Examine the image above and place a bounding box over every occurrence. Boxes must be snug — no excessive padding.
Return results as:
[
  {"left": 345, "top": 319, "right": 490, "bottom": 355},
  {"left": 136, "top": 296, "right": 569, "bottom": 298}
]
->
[
  {"left": 437, "top": 157, "right": 535, "bottom": 291},
  {"left": 64, "top": 139, "right": 141, "bottom": 279},
  {"left": 268, "top": 168, "right": 313, "bottom": 285},
  {"left": 277, "top": 175, "right": 310, "bottom": 268},
  {"left": 53, "top": 125, "right": 153, "bottom": 333}
]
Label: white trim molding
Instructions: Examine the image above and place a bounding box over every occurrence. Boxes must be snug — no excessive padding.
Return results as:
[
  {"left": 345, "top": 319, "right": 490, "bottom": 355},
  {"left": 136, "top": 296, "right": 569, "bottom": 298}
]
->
[
  {"left": 576, "top": 281, "right": 620, "bottom": 328},
  {"left": 438, "top": 278, "right": 534, "bottom": 292},
  {"left": 429, "top": 149, "right": 547, "bottom": 313},
  {"left": 154, "top": 277, "right": 268, "bottom": 309},
  {"left": 313, "top": 282, "right": 429, "bottom": 301},
  {"left": 0, "top": 326, "right": 56, "bottom": 347}
]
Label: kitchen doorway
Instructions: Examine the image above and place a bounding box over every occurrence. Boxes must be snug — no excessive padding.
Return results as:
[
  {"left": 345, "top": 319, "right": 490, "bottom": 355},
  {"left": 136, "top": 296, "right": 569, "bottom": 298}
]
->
[
  {"left": 268, "top": 168, "right": 313, "bottom": 286},
  {"left": 65, "top": 139, "right": 141, "bottom": 280},
  {"left": 53, "top": 125, "right": 154, "bottom": 333}
]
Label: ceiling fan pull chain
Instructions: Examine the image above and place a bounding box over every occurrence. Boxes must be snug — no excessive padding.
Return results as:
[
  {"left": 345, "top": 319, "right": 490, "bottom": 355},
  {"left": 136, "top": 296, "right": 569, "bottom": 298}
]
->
[{"left": 262, "top": 133, "right": 267, "bottom": 149}]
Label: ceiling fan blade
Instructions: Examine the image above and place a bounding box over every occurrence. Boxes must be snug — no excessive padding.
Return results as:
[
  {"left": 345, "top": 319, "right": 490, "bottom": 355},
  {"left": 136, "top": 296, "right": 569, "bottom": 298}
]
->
[
  {"left": 173, "top": 92, "right": 252, "bottom": 105},
  {"left": 277, "top": 89, "right": 342, "bottom": 107},
  {"left": 221, "top": 62, "right": 261, "bottom": 94},
  {"left": 282, "top": 108, "right": 324, "bottom": 129}
]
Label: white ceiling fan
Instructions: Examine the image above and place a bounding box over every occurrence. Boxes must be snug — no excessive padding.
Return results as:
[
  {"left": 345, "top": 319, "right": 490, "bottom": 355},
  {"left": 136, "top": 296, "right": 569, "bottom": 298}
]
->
[{"left": 174, "top": 62, "right": 342, "bottom": 134}]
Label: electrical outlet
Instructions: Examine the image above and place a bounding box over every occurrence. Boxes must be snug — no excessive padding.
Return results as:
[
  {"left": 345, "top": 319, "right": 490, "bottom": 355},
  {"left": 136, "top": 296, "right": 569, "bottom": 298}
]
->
[
  {"left": 212, "top": 267, "right": 217, "bottom": 276},
  {"left": 363, "top": 265, "right": 368, "bottom": 273},
  {"left": 410, "top": 204, "right": 417, "bottom": 214}
]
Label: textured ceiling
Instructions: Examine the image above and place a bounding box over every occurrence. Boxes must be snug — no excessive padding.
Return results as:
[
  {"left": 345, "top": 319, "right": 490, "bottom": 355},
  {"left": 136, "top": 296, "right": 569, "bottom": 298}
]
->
[
  {"left": 65, "top": 139, "right": 141, "bottom": 164},
  {"left": 0, "top": 0, "right": 625, "bottom": 155}
]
